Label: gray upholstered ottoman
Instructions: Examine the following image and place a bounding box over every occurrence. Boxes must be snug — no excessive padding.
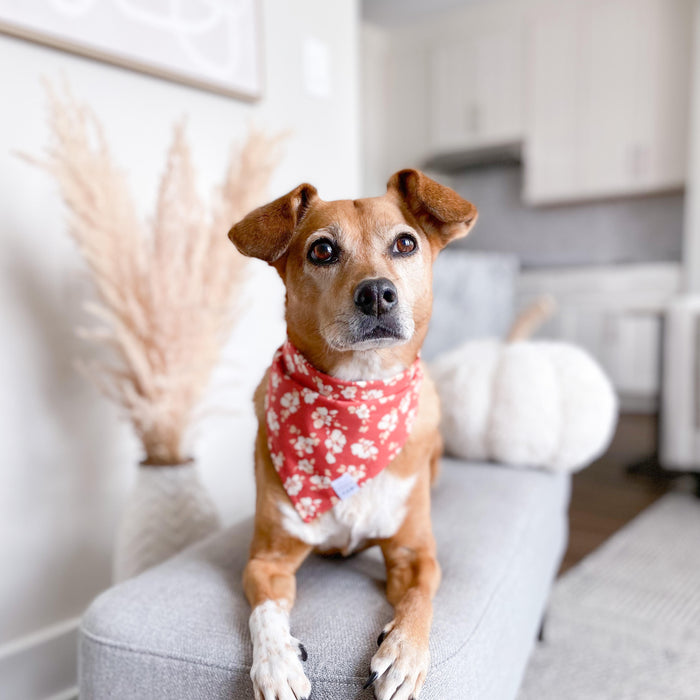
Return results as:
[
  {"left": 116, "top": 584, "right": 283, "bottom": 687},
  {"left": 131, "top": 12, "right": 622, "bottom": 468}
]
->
[{"left": 79, "top": 459, "right": 569, "bottom": 700}]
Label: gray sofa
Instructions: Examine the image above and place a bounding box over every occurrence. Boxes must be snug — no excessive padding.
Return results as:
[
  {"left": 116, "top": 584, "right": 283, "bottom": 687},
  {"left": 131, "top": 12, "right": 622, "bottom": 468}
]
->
[{"left": 79, "top": 252, "right": 571, "bottom": 699}]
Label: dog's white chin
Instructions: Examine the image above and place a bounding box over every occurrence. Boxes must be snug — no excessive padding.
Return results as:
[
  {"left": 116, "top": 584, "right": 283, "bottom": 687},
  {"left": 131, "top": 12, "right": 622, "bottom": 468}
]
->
[
  {"left": 323, "top": 315, "right": 415, "bottom": 353},
  {"left": 339, "top": 336, "right": 407, "bottom": 351}
]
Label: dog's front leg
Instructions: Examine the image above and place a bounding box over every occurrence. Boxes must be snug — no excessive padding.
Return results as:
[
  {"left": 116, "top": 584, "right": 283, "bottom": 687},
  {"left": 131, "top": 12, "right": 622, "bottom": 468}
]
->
[
  {"left": 243, "top": 535, "right": 312, "bottom": 700},
  {"left": 368, "top": 481, "right": 441, "bottom": 700}
]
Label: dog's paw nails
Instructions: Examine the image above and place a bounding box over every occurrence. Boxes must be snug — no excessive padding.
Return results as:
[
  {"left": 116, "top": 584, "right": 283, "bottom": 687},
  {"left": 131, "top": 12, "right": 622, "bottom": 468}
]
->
[
  {"left": 363, "top": 671, "right": 379, "bottom": 689},
  {"left": 376, "top": 620, "right": 395, "bottom": 648},
  {"left": 298, "top": 642, "right": 308, "bottom": 662},
  {"left": 368, "top": 624, "right": 429, "bottom": 700}
]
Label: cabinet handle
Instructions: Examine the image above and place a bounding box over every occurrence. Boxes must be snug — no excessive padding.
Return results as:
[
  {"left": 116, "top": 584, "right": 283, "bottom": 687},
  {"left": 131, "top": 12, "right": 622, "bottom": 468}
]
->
[
  {"left": 467, "top": 103, "right": 481, "bottom": 134},
  {"left": 628, "top": 145, "right": 647, "bottom": 180}
]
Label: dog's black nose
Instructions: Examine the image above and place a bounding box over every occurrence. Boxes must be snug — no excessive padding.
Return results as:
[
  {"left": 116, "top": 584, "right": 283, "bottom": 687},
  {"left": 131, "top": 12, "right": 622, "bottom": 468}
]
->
[{"left": 354, "top": 278, "right": 398, "bottom": 317}]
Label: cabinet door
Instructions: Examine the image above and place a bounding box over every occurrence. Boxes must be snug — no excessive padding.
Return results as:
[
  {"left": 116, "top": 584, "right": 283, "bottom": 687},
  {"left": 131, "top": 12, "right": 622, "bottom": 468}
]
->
[
  {"left": 524, "top": 1, "right": 581, "bottom": 202},
  {"left": 578, "top": 0, "right": 691, "bottom": 196},
  {"left": 646, "top": 0, "right": 692, "bottom": 190},
  {"left": 428, "top": 43, "right": 474, "bottom": 153},
  {"left": 473, "top": 25, "right": 525, "bottom": 146},
  {"left": 524, "top": 0, "right": 690, "bottom": 204},
  {"left": 428, "top": 22, "right": 524, "bottom": 154},
  {"left": 579, "top": 0, "right": 652, "bottom": 196}
]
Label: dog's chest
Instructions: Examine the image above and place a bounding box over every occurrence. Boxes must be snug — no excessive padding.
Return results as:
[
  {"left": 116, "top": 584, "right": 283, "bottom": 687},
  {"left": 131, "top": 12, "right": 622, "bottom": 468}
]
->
[{"left": 278, "top": 469, "right": 417, "bottom": 555}]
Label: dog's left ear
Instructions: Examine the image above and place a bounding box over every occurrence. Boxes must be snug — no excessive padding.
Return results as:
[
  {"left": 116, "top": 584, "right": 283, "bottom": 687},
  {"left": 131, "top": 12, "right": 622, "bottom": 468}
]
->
[{"left": 387, "top": 169, "right": 478, "bottom": 249}]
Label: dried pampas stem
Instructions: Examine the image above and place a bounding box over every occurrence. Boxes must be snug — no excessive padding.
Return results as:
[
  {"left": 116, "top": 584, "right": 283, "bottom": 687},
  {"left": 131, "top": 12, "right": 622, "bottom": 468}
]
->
[{"left": 25, "top": 81, "right": 282, "bottom": 464}]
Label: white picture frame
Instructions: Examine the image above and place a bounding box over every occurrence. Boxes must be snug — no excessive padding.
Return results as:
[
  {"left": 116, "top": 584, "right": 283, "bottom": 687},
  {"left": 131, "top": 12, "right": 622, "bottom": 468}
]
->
[{"left": 0, "top": 0, "right": 263, "bottom": 101}]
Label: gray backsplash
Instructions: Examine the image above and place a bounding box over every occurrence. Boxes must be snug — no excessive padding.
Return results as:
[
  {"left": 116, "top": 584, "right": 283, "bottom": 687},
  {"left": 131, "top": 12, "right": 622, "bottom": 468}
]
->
[{"left": 449, "top": 164, "right": 684, "bottom": 269}]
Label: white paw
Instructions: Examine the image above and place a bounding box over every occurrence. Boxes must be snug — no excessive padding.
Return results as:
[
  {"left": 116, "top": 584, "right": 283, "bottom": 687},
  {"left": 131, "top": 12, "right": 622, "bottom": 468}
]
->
[
  {"left": 249, "top": 601, "right": 311, "bottom": 700},
  {"left": 250, "top": 640, "right": 310, "bottom": 700},
  {"left": 366, "top": 621, "right": 430, "bottom": 700}
]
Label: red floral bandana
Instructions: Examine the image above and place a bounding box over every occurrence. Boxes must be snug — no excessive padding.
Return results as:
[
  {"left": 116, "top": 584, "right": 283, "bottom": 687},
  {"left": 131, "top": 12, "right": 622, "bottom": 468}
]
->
[{"left": 264, "top": 341, "right": 423, "bottom": 522}]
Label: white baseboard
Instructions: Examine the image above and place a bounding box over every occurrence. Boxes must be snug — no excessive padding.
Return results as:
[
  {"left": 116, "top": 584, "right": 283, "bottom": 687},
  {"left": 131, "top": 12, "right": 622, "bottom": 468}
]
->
[{"left": 0, "top": 618, "right": 80, "bottom": 700}]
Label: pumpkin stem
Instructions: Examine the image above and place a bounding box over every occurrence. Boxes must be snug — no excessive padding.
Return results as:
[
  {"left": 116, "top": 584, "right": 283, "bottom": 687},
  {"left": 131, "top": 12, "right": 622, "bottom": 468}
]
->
[{"left": 506, "top": 295, "right": 557, "bottom": 342}]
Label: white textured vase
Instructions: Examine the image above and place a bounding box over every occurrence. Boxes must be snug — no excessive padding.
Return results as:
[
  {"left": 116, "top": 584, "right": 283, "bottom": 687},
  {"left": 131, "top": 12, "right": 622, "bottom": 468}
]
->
[{"left": 113, "top": 461, "right": 221, "bottom": 582}]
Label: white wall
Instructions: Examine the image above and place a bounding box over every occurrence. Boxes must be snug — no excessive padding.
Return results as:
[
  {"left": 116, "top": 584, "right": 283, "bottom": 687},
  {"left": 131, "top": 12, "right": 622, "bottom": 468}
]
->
[{"left": 0, "top": 0, "right": 359, "bottom": 696}]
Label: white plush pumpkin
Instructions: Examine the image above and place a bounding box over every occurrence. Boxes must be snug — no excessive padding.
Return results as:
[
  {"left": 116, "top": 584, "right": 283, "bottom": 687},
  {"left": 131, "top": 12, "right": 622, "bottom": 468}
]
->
[{"left": 430, "top": 339, "right": 618, "bottom": 473}]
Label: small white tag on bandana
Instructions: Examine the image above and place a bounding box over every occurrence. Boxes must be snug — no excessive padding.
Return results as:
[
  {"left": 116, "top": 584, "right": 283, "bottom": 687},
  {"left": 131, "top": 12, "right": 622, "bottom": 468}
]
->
[{"left": 331, "top": 473, "right": 360, "bottom": 500}]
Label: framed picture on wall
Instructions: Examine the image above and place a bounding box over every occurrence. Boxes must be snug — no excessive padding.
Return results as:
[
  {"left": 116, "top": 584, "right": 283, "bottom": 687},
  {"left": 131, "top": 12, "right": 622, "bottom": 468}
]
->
[{"left": 0, "top": 0, "right": 263, "bottom": 101}]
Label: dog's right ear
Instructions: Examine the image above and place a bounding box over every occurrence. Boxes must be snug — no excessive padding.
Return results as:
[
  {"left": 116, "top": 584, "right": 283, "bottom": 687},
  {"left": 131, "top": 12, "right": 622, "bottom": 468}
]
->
[{"left": 228, "top": 183, "right": 318, "bottom": 263}]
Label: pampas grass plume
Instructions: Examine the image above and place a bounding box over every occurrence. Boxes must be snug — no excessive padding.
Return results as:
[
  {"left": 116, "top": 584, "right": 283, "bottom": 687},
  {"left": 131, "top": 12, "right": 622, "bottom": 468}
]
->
[{"left": 23, "top": 81, "right": 282, "bottom": 464}]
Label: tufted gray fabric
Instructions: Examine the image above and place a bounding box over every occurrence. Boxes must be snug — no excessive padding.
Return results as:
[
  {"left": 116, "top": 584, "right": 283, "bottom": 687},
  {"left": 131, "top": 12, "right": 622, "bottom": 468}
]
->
[
  {"left": 80, "top": 460, "right": 569, "bottom": 700},
  {"left": 422, "top": 250, "right": 519, "bottom": 360}
]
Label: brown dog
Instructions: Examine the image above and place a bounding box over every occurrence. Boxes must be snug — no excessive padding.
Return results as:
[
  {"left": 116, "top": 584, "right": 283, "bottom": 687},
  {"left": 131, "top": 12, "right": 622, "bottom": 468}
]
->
[{"left": 228, "top": 169, "right": 477, "bottom": 700}]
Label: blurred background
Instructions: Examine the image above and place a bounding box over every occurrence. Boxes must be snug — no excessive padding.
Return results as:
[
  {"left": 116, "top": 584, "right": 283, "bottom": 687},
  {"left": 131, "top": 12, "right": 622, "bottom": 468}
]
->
[{"left": 2, "top": 0, "right": 700, "bottom": 698}]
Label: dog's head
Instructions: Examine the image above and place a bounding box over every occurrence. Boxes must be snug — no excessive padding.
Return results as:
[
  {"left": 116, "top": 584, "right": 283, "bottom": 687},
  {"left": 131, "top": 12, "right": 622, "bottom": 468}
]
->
[{"left": 228, "top": 169, "right": 477, "bottom": 371}]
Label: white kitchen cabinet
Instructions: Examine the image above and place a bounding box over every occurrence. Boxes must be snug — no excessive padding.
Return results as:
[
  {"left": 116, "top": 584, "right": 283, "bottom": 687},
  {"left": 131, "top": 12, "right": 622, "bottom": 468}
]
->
[
  {"left": 429, "top": 43, "right": 472, "bottom": 154},
  {"left": 525, "top": 0, "right": 692, "bottom": 205},
  {"left": 525, "top": 1, "right": 580, "bottom": 200},
  {"left": 428, "top": 19, "right": 524, "bottom": 155},
  {"left": 579, "top": 0, "right": 653, "bottom": 196},
  {"left": 516, "top": 263, "right": 682, "bottom": 411}
]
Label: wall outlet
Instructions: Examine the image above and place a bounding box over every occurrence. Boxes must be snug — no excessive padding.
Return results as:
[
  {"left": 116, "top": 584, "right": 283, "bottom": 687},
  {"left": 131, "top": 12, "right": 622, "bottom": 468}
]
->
[{"left": 302, "top": 37, "right": 332, "bottom": 99}]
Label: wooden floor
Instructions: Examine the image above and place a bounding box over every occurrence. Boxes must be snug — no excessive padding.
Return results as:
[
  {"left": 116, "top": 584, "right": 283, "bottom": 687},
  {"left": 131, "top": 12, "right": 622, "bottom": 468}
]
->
[{"left": 559, "top": 413, "right": 682, "bottom": 574}]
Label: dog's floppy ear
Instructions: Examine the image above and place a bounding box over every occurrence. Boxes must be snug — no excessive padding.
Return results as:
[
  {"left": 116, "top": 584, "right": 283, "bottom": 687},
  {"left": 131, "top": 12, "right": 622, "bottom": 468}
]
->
[
  {"left": 228, "top": 183, "right": 318, "bottom": 263},
  {"left": 387, "top": 169, "right": 477, "bottom": 249}
]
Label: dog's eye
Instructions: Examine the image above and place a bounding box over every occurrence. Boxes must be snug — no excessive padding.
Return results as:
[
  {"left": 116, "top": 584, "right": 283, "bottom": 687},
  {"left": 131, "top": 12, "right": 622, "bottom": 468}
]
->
[
  {"left": 308, "top": 238, "right": 339, "bottom": 265},
  {"left": 392, "top": 234, "right": 417, "bottom": 255}
]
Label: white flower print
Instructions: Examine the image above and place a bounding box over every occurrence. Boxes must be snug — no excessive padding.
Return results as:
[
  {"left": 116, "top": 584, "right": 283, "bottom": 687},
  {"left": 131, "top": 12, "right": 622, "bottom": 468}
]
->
[
  {"left": 297, "top": 458, "right": 315, "bottom": 473},
  {"left": 399, "top": 393, "right": 412, "bottom": 414},
  {"left": 292, "top": 434, "right": 318, "bottom": 456},
  {"left": 351, "top": 438, "right": 378, "bottom": 460},
  {"left": 378, "top": 409, "right": 398, "bottom": 434},
  {"left": 312, "top": 406, "right": 337, "bottom": 429},
  {"left": 363, "top": 389, "right": 384, "bottom": 401},
  {"left": 271, "top": 451, "right": 285, "bottom": 471},
  {"left": 406, "top": 407, "right": 418, "bottom": 432},
  {"left": 339, "top": 463, "right": 367, "bottom": 481},
  {"left": 280, "top": 390, "right": 300, "bottom": 415},
  {"left": 283, "top": 353, "right": 294, "bottom": 374},
  {"left": 284, "top": 474, "right": 304, "bottom": 496},
  {"left": 325, "top": 429, "right": 347, "bottom": 454},
  {"left": 340, "top": 385, "right": 357, "bottom": 400},
  {"left": 349, "top": 403, "right": 371, "bottom": 421},
  {"left": 302, "top": 388, "right": 319, "bottom": 404},
  {"left": 292, "top": 352, "right": 310, "bottom": 375},
  {"left": 271, "top": 372, "right": 281, "bottom": 389},
  {"left": 297, "top": 496, "right": 323, "bottom": 520},
  {"left": 309, "top": 474, "right": 331, "bottom": 490},
  {"left": 324, "top": 429, "right": 347, "bottom": 464},
  {"left": 313, "top": 376, "right": 334, "bottom": 397},
  {"left": 266, "top": 407, "right": 280, "bottom": 434}
]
